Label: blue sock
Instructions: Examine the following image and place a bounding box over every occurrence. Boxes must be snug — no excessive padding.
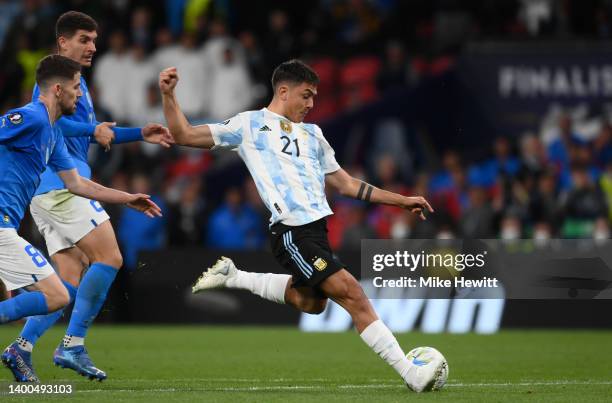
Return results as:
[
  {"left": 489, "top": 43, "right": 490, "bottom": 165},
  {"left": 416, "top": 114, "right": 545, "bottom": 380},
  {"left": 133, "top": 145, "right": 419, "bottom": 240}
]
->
[
  {"left": 66, "top": 263, "right": 118, "bottom": 338},
  {"left": 20, "top": 280, "right": 78, "bottom": 344},
  {"left": 0, "top": 292, "right": 48, "bottom": 324}
]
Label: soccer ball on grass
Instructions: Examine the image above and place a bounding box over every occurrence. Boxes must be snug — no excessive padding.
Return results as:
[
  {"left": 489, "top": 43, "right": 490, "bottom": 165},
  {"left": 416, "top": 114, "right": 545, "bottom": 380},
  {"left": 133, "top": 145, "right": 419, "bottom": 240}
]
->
[{"left": 405, "top": 346, "right": 448, "bottom": 392}]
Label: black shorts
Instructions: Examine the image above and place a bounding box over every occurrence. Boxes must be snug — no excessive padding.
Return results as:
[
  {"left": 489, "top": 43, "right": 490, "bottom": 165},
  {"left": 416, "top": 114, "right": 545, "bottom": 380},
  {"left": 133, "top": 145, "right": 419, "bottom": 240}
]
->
[{"left": 270, "top": 218, "right": 345, "bottom": 288}]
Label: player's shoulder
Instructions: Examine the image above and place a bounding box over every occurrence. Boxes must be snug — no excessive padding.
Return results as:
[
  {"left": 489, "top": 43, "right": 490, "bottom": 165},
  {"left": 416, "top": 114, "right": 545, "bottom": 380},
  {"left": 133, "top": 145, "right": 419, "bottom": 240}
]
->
[
  {"left": 300, "top": 122, "right": 323, "bottom": 137},
  {"left": 237, "top": 109, "right": 264, "bottom": 120},
  {"left": 1, "top": 102, "right": 45, "bottom": 129}
]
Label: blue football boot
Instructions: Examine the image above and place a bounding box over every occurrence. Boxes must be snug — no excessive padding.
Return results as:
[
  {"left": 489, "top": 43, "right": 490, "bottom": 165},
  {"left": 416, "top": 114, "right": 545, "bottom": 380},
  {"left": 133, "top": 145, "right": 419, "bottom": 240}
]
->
[
  {"left": 1, "top": 343, "right": 39, "bottom": 382},
  {"left": 53, "top": 344, "right": 107, "bottom": 381}
]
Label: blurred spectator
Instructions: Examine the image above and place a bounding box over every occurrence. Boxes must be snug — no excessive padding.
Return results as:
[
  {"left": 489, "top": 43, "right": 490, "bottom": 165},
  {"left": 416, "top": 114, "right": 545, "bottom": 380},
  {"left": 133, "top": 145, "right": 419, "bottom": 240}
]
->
[
  {"left": 206, "top": 187, "right": 265, "bottom": 250},
  {"left": 482, "top": 137, "right": 521, "bottom": 185},
  {"left": 124, "top": 44, "right": 157, "bottom": 125},
  {"left": 207, "top": 44, "right": 253, "bottom": 121},
  {"left": 131, "top": 6, "right": 153, "bottom": 51},
  {"left": 377, "top": 40, "right": 410, "bottom": 93},
  {"left": 518, "top": 0, "right": 555, "bottom": 36},
  {"left": 118, "top": 174, "right": 167, "bottom": 270},
  {"left": 599, "top": 161, "right": 612, "bottom": 221},
  {"left": 264, "top": 10, "right": 295, "bottom": 78},
  {"left": 168, "top": 176, "right": 207, "bottom": 246},
  {"left": 243, "top": 178, "right": 268, "bottom": 223},
  {"left": 459, "top": 185, "right": 495, "bottom": 238},
  {"left": 547, "top": 114, "right": 589, "bottom": 172},
  {"left": 165, "top": 0, "right": 187, "bottom": 37},
  {"left": 528, "top": 169, "right": 561, "bottom": 229},
  {"left": 340, "top": 201, "right": 376, "bottom": 249},
  {"left": 518, "top": 133, "right": 547, "bottom": 177},
  {"left": 331, "top": 0, "right": 382, "bottom": 44},
  {"left": 152, "top": 27, "right": 178, "bottom": 71},
  {"left": 167, "top": 32, "right": 208, "bottom": 119},
  {"left": 0, "top": 0, "right": 22, "bottom": 52},
  {"left": 593, "top": 123, "right": 612, "bottom": 168},
  {"left": 94, "top": 30, "right": 130, "bottom": 123},
  {"left": 500, "top": 214, "right": 522, "bottom": 240},
  {"left": 369, "top": 119, "right": 413, "bottom": 183},
  {"left": 238, "top": 30, "right": 268, "bottom": 100},
  {"left": 560, "top": 165, "right": 608, "bottom": 237}
]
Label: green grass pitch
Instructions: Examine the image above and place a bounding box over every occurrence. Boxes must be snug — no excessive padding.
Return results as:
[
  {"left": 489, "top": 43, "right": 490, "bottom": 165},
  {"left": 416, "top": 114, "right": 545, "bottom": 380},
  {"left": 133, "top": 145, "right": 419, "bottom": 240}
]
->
[{"left": 0, "top": 326, "right": 610, "bottom": 402}]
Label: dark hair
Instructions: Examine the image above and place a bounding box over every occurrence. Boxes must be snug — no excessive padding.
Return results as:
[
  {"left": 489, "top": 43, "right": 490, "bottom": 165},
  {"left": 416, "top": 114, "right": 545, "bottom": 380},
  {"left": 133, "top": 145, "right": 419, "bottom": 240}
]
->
[
  {"left": 271, "top": 59, "right": 319, "bottom": 90},
  {"left": 36, "top": 55, "right": 81, "bottom": 88},
  {"left": 56, "top": 11, "right": 98, "bottom": 39}
]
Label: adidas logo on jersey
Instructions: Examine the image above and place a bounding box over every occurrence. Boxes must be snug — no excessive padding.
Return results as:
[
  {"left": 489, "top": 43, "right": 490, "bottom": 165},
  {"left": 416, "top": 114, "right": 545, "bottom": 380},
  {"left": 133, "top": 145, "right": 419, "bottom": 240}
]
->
[{"left": 259, "top": 125, "right": 272, "bottom": 132}]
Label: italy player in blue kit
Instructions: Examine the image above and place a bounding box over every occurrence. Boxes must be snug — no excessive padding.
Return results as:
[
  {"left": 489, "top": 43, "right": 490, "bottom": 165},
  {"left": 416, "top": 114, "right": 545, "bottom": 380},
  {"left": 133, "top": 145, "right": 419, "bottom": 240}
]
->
[
  {"left": 0, "top": 55, "right": 162, "bottom": 382},
  {"left": 2, "top": 12, "right": 172, "bottom": 382}
]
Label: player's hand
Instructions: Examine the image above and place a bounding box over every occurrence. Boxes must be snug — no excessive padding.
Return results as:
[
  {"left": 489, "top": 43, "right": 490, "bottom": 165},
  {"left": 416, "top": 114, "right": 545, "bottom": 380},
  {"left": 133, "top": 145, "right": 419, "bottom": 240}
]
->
[
  {"left": 126, "top": 194, "right": 163, "bottom": 218},
  {"left": 142, "top": 123, "right": 174, "bottom": 148},
  {"left": 95, "top": 122, "right": 116, "bottom": 152},
  {"left": 401, "top": 196, "right": 434, "bottom": 221},
  {"left": 159, "top": 67, "right": 179, "bottom": 95}
]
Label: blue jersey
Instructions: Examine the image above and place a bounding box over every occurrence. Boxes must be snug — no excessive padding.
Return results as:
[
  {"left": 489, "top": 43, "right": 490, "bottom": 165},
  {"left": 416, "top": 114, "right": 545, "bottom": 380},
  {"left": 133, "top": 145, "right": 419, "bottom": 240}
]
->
[
  {"left": 0, "top": 101, "right": 75, "bottom": 229},
  {"left": 34, "top": 76, "right": 95, "bottom": 195}
]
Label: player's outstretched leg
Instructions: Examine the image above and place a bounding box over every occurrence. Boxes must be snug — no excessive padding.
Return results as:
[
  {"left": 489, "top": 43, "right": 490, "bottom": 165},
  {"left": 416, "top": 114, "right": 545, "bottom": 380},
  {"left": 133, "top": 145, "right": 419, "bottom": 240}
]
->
[
  {"left": 53, "top": 221, "right": 121, "bottom": 381},
  {"left": 318, "top": 269, "right": 429, "bottom": 391},
  {"left": 193, "top": 257, "right": 290, "bottom": 305},
  {"left": 2, "top": 274, "right": 70, "bottom": 382},
  {"left": 5, "top": 248, "right": 82, "bottom": 383},
  {"left": 192, "top": 258, "right": 425, "bottom": 390}
]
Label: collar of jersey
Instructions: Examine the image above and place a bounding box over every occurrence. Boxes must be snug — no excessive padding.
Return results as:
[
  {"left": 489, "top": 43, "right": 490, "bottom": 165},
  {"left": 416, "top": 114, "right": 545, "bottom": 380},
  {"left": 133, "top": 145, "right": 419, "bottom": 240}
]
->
[{"left": 262, "top": 107, "right": 299, "bottom": 123}]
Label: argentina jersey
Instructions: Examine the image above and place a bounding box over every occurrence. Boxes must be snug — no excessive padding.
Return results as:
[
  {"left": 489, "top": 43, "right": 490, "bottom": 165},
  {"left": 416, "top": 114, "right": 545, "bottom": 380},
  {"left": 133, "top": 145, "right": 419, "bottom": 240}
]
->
[
  {"left": 209, "top": 108, "right": 340, "bottom": 226},
  {"left": 0, "top": 101, "right": 75, "bottom": 229},
  {"left": 34, "top": 75, "right": 95, "bottom": 196}
]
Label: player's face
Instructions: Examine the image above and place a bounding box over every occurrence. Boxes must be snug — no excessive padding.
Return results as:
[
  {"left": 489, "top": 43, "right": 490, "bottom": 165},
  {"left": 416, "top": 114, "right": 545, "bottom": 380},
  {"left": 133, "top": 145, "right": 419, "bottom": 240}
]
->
[
  {"left": 59, "top": 30, "right": 97, "bottom": 67},
  {"left": 58, "top": 72, "right": 82, "bottom": 115},
  {"left": 285, "top": 82, "right": 317, "bottom": 123}
]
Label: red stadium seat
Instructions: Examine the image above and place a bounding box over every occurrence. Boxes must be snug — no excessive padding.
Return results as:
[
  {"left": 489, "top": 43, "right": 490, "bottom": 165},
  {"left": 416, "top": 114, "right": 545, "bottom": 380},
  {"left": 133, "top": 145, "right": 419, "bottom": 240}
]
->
[
  {"left": 307, "top": 96, "right": 339, "bottom": 123},
  {"left": 338, "top": 56, "right": 381, "bottom": 109},
  {"left": 309, "top": 58, "right": 339, "bottom": 93},
  {"left": 340, "top": 56, "right": 381, "bottom": 87}
]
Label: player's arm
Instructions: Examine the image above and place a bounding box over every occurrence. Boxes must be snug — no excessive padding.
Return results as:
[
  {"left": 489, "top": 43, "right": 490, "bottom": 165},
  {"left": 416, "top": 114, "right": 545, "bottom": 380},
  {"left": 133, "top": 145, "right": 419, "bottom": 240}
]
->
[
  {"left": 325, "top": 168, "right": 434, "bottom": 220},
  {"left": 111, "top": 124, "right": 174, "bottom": 148},
  {"left": 159, "top": 67, "right": 215, "bottom": 149},
  {"left": 57, "top": 169, "right": 162, "bottom": 218}
]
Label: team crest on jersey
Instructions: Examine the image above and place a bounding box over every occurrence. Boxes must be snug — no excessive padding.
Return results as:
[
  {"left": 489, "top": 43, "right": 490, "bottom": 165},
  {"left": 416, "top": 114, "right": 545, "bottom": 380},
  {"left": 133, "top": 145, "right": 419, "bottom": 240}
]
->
[
  {"left": 280, "top": 119, "right": 292, "bottom": 133},
  {"left": 313, "top": 257, "right": 328, "bottom": 271},
  {"left": 3, "top": 215, "right": 9, "bottom": 223},
  {"left": 8, "top": 112, "right": 23, "bottom": 125}
]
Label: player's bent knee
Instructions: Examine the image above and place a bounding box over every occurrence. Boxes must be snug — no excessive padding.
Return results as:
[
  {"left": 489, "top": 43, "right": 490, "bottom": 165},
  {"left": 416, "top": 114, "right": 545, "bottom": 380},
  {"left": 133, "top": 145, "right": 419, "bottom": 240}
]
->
[
  {"left": 44, "top": 286, "right": 70, "bottom": 312},
  {"left": 306, "top": 298, "right": 327, "bottom": 314},
  {"left": 95, "top": 249, "right": 123, "bottom": 269}
]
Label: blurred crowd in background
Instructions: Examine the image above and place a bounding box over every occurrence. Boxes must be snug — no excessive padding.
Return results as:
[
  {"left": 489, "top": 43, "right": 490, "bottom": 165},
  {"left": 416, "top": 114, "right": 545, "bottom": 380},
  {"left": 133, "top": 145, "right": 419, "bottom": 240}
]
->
[{"left": 1, "top": 0, "right": 612, "bottom": 270}]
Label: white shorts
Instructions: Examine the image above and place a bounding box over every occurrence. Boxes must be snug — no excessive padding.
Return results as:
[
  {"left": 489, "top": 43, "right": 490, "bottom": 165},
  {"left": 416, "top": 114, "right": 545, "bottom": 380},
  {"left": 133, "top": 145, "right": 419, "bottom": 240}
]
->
[
  {"left": 30, "top": 190, "right": 110, "bottom": 256},
  {"left": 0, "top": 228, "right": 55, "bottom": 291}
]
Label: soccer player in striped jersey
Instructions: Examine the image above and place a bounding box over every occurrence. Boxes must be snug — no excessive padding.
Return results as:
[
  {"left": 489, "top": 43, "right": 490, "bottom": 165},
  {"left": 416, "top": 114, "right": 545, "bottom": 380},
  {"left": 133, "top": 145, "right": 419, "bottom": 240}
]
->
[
  {"left": 0, "top": 55, "right": 161, "bottom": 382},
  {"left": 2, "top": 11, "right": 172, "bottom": 382},
  {"left": 159, "top": 60, "right": 434, "bottom": 391}
]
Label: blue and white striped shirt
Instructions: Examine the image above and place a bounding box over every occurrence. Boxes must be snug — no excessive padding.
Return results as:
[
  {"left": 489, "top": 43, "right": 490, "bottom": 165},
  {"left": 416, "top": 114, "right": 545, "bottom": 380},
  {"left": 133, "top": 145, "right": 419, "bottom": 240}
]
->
[{"left": 209, "top": 108, "right": 340, "bottom": 226}]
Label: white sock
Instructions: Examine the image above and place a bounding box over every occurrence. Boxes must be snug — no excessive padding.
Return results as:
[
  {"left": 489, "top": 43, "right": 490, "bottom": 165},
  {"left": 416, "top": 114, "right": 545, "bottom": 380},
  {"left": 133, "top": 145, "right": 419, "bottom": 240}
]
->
[
  {"left": 360, "top": 320, "right": 411, "bottom": 380},
  {"left": 16, "top": 337, "right": 33, "bottom": 352},
  {"left": 226, "top": 270, "right": 290, "bottom": 304},
  {"left": 62, "top": 335, "right": 84, "bottom": 348}
]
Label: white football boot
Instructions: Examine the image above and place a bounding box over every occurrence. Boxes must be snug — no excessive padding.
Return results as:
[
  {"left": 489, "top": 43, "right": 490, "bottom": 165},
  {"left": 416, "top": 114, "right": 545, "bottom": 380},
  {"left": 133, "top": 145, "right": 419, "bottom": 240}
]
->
[{"left": 192, "top": 256, "right": 238, "bottom": 293}]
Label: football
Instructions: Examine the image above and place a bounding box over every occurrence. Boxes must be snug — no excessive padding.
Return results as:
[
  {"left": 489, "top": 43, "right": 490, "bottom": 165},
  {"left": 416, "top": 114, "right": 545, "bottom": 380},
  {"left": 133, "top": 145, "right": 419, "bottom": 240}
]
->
[{"left": 405, "top": 346, "right": 449, "bottom": 392}]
